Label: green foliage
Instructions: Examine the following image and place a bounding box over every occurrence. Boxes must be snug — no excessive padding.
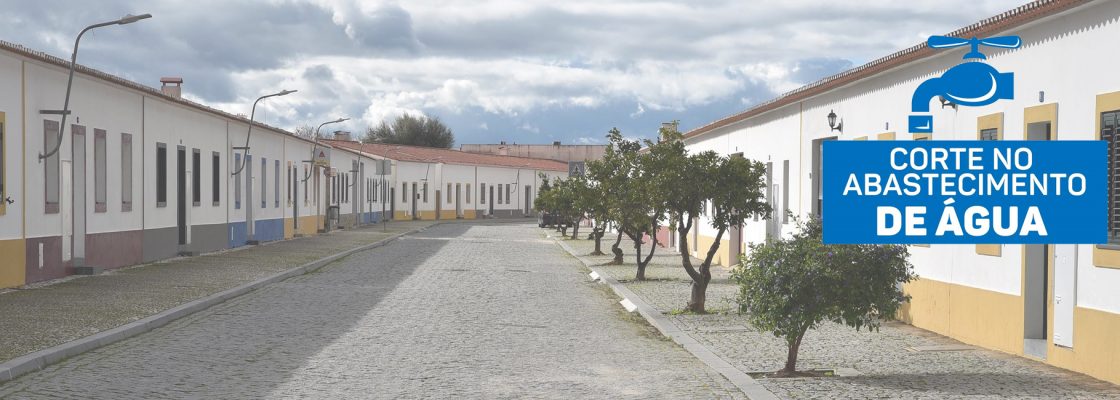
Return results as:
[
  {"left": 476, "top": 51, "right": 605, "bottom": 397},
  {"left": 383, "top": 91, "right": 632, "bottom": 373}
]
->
[
  {"left": 363, "top": 113, "right": 455, "bottom": 148},
  {"left": 732, "top": 215, "right": 915, "bottom": 371}
]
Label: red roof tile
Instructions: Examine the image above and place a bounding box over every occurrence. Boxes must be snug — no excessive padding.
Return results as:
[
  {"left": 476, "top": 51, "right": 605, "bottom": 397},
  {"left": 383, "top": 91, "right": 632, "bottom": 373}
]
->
[{"left": 323, "top": 140, "right": 569, "bottom": 172}]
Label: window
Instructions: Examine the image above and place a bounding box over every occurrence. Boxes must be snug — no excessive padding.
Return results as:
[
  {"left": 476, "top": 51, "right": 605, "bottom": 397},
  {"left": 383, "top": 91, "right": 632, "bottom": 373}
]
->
[
  {"left": 372, "top": 179, "right": 378, "bottom": 202},
  {"left": 402, "top": 182, "right": 407, "bottom": 203},
  {"left": 287, "top": 162, "right": 292, "bottom": 205},
  {"left": 497, "top": 184, "right": 503, "bottom": 204},
  {"left": 44, "top": 120, "right": 60, "bottom": 213},
  {"left": 94, "top": 130, "right": 107, "bottom": 212},
  {"left": 192, "top": 149, "right": 201, "bottom": 206},
  {"left": 274, "top": 159, "right": 280, "bottom": 208},
  {"left": 466, "top": 184, "right": 471, "bottom": 203},
  {"left": 234, "top": 153, "right": 242, "bottom": 210},
  {"left": 156, "top": 143, "right": 167, "bottom": 207},
  {"left": 980, "top": 128, "right": 999, "bottom": 141},
  {"left": 481, "top": 183, "right": 487, "bottom": 204},
  {"left": 1103, "top": 110, "right": 1120, "bottom": 243},
  {"left": 212, "top": 152, "right": 220, "bottom": 206},
  {"left": 507, "top": 184, "right": 512, "bottom": 204},
  {"left": 343, "top": 174, "right": 348, "bottom": 203},
  {"left": 423, "top": 182, "right": 428, "bottom": 203},
  {"left": 447, "top": 183, "right": 452, "bottom": 203},
  {"left": 303, "top": 165, "right": 309, "bottom": 205}
]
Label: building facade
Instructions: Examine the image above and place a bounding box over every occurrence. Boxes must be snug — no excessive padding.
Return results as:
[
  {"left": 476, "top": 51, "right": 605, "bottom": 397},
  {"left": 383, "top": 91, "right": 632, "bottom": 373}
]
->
[
  {"left": 0, "top": 41, "right": 566, "bottom": 290},
  {"left": 676, "top": 0, "right": 1120, "bottom": 385},
  {"left": 459, "top": 142, "right": 606, "bottom": 163}
]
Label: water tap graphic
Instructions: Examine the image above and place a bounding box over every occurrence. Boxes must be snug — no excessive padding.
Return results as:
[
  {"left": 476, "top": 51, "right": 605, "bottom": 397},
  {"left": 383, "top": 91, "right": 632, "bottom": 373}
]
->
[{"left": 909, "top": 35, "right": 1022, "bottom": 133}]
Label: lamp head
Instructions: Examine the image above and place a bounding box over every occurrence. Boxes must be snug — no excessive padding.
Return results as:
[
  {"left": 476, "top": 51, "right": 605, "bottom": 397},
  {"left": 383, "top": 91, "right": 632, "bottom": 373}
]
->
[
  {"left": 278, "top": 89, "right": 297, "bottom": 96},
  {"left": 118, "top": 13, "right": 152, "bottom": 25},
  {"left": 333, "top": 117, "right": 350, "bottom": 124},
  {"left": 827, "top": 110, "right": 837, "bottom": 128}
]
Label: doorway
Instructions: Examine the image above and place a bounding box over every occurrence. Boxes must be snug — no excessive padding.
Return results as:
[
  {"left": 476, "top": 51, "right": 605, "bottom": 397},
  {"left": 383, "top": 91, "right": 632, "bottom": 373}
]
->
[
  {"left": 455, "top": 184, "right": 462, "bottom": 218},
  {"left": 389, "top": 187, "right": 396, "bottom": 220},
  {"left": 245, "top": 155, "right": 254, "bottom": 238},
  {"left": 72, "top": 129, "right": 86, "bottom": 266},
  {"left": 524, "top": 185, "right": 531, "bottom": 216},
  {"left": 488, "top": 185, "right": 495, "bottom": 216},
  {"left": 1023, "top": 120, "right": 1052, "bottom": 359},
  {"left": 177, "top": 146, "right": 187, "bottom": 245},
  {"left": 435, "top": 190, "right": 442, "bottom": 220},
  {"left": 411, "top": 182, "right": 418, "bottom": 219}
]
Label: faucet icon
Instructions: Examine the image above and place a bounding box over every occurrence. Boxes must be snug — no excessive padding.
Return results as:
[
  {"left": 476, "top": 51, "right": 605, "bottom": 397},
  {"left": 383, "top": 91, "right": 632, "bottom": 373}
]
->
[{"left": 909, "top": 35, "right": 1022, "bottom": 133}]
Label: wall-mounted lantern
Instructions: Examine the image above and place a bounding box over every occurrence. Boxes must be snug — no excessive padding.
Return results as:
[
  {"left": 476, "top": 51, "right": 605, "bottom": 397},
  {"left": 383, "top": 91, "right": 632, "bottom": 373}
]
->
[{"left": 827, "top": 109, "right": 843, "bottom": 133}]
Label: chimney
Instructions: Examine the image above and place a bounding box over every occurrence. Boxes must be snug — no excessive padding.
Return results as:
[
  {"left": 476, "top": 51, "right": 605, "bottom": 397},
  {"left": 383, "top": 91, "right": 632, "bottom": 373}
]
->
[
  {"left": 333, "top": 130, "right": 353, "bottom": 142},
  {"left": 659, "top": 121, "right": 680, "bottom": 142},
  {"left": 160, "top": 77, "right": 183, "bottom": 98}
]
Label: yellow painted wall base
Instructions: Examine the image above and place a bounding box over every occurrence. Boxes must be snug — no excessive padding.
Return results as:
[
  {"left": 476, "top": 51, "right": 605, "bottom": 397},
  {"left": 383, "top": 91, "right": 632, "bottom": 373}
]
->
[
  {"left": 694, "top": 234, "right": 732, "bottom": 267},
  {"left": 439, "top": 210, "right": 457, "bottom": 220},
  {"left": 0, "top": 239, "right": 26, "bottom": 288},
  {"left": 295, "top": 216, "right": 318, "bottom": 236},
  {"left": 1048, "top": 306, "right": 1120, "bottom": 384},
  {"left": 393, "top": 211, "right": 410, "bottom": 221},
  {"left": 283, "top": 218, "right": 295, "bottom": 239},
  {"left": 463, "top": 209, "right": 477, "bottom": 219},
  {"left": 900, "top": 278, "right": 1023, "bottom": 355},
  {"left": 418, "top": 211, "right": 437, "bottom": 220},
  {"left": 901, "top": 277, "right": 1120, "bottom": 385}
]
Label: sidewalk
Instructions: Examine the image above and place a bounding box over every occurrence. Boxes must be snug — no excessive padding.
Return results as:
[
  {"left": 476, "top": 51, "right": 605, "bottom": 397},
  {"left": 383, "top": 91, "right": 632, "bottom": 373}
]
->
[
  {"left": 0, "top": 220, "right": 439, "bottom": 365},
  {"left": 551, "top": 229, "right": 1120, "bottom": 399}
]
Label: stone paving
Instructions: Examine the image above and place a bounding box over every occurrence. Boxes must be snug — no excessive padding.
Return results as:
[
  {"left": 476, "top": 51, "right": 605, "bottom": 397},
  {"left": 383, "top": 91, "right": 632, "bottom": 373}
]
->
[
  {"left": 555, "top": 230, "right": 1120, "bottom": 399},
  {"left": 0, "top": 220, "right": 436, "bottom": 363},
  {"left": 0, "top": 223, "right": 744, "bottom": 399}
]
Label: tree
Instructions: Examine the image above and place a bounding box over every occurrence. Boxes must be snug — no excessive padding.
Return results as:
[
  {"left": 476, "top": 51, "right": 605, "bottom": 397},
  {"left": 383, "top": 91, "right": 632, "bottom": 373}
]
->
[
  {"left": 682, "top": 153, "right": 770, "bottom": 313},
  {"left": 586, "top": 128, "right": 642, "bottom": 264},
  {"left": 293, "top": 124, "right": 316, "bottom": 140},
  {"left": 363, "top": 113, "right": 455, "bottom": 148},
  {"left": 733, "top": 216, "right": 915, "bottom": 375}
]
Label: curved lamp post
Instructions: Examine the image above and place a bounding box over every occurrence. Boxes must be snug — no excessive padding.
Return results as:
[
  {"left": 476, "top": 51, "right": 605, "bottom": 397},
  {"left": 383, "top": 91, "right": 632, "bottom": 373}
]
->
[
  {"left": 40, "top": 13, "right": 152, "bottom": 161},
  {"left": 301, "top": 117, "right": 349, "bottom": 182},
  {"left": 230, "top": 89, "right": 297, "bottom": 175}
]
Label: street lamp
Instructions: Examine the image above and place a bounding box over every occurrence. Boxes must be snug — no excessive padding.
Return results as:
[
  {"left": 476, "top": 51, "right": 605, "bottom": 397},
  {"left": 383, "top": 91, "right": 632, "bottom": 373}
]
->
[
  {"left": 302, "top": 117, "right": 349, "bottom": 182},
  {"left": 230, "top": 89, "right": 297, "bottom": 175},
  {"left": 40, "top": 13, "right": 153, "bottom": 161}
]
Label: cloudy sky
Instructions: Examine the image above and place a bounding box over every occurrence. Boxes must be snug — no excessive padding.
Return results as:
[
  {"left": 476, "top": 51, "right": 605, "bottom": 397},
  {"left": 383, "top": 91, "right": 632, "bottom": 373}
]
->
[{"left": 1, "top": 0, "right": 1026, "bottom": 145}]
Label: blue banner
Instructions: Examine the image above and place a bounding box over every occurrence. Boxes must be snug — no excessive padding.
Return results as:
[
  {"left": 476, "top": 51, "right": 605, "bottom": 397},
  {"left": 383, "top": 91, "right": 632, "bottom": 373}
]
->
[{"left": 822, "top": 140, "right": 1106, "bottom": 244}]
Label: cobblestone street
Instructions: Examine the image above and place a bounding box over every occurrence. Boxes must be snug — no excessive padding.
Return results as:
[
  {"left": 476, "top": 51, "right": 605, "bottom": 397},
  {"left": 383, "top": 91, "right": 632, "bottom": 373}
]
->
[
  {"left": 558, "top": 231, "right": 1120, "bottom": 399},
  {"left": 0, "top": 223, "right": 743, "bottom": 399}
]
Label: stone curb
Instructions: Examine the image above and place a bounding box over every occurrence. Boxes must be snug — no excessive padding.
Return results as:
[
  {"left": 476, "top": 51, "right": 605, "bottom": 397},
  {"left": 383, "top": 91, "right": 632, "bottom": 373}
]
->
[
  {"left": 550, "top": 236, "right": 779, "bottom": 400},
  {"left": 0, "top": 223, "right": 437, "bottom": 384}
]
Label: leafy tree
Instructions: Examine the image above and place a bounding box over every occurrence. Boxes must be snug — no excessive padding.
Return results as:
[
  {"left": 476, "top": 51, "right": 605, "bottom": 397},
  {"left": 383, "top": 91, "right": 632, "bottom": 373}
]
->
[
  {"left": 363, "top": 113, "right": 455, "bottom": 148},
  {"left": 733, "top": 216, "right": 915, "bottom": 375},
  {"left": 586, "top": 128, "right": 642, "bottom": 264}
]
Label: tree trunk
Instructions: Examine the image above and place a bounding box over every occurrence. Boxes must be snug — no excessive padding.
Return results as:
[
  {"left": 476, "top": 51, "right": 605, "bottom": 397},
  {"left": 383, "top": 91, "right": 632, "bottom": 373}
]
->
[
  {"left": 590, "top": 226, "right": 605, "bottom": 255},
  {"left": 631, "top": 228, "right": 658, "bottom": 281},
  {"left": 560, "top": 226, "right": 568, "bottom": 237},
  {"left": 571, "top": 218, "right": 581, "bottom": 239},
  {"left": 782, "top": 330, "right": 807, "bottom": 374},
  {"left": 685, "top": 274, "right": 710, "bottom": 313},
  {"left": 631, "top": 233, "right": 646, "bottom": 280},
  {"left": 685, "top": 227, "right": 725, "bottom": 314},
  {"left": 609, "top": 232, "right": 624, "bottom": 265}
]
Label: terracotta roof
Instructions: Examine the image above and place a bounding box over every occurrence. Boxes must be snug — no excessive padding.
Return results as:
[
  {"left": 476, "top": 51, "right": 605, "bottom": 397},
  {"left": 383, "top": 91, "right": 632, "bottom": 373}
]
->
[
  {"left": 322, "top": 140, "right": 570, "bottom": 172},
  {"left": 682, "top": 0, "right": 1090, "bottom": 141},
  {"left": 0, "top": 40, "right": 313, "bottom": 145}
]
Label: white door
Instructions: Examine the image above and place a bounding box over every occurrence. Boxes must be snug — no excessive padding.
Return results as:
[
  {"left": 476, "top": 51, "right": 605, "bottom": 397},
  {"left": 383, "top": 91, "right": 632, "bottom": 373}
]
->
[
  {"left": 61, "top": 160, "right": 72, "bottom": 262},
  {"left": 1053, "top": 244, "right": 1077, "bottom": 348}
]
